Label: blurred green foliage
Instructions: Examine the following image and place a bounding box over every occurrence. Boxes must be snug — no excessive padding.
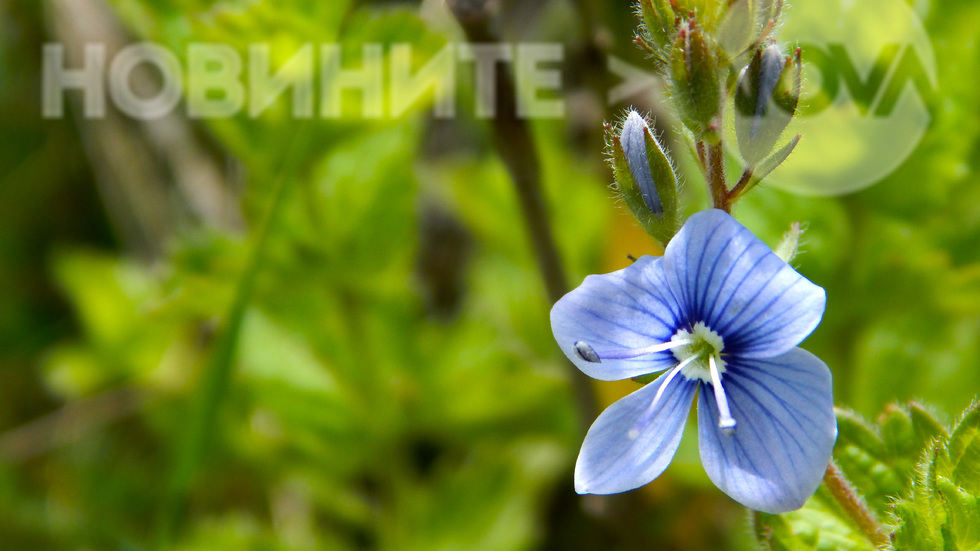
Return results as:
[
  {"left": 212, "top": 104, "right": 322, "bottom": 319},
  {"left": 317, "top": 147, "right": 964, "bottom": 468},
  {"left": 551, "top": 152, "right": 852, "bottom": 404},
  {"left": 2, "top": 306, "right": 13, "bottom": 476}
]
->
[{"left": 2, "top": 0, "right": 980, "bottom": 550}]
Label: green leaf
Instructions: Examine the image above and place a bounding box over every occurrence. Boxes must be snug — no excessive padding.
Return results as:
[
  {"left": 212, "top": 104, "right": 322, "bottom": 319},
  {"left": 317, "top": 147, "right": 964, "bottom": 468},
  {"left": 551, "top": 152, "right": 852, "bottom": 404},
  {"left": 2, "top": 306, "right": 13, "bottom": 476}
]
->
[
  {"left": 892, "top": 499, "right": 943, "bottom": 551},
  {"left": 836, "top": 408, "right": 887, "bottom": 460},
  {"left": 754, "top": 511, "right": 813, "bottom": 551},
  {"left": 937, "top": 476, "right": 980, "bottom": 549},
  {"left": 832, "top": 407, "right": 914, "bottom": 514},
  {"left": 764, "top": 404, "right": 970, "bottom": 550},
  {"left": 754, "top": 490, "right": 877, "bottom": 551},
  {"left": 948, "top": 402, "right": 980, "bottom": 493},
  {"left": 890, "top": 403, "right": 980, "bottom": 550},
  {"left": 881, "top": 404, "right": 918, "bottom": 460}
]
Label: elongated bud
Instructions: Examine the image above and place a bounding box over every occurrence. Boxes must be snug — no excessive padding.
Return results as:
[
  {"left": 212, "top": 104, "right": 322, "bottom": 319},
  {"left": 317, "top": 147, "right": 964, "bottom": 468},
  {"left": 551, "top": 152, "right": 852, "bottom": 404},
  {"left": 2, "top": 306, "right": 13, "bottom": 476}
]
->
[
  {"left": 670, "top": 17, "right": 721, "bottom": 137},
  {"left": 734, "top": 43, "right": 800, "bottom": 165},
  {"left": 621, "top": 111, "right": 663, "bottom": 216},
  {"left": 607, "top": 111, "right": 680, "bottom": 245}
]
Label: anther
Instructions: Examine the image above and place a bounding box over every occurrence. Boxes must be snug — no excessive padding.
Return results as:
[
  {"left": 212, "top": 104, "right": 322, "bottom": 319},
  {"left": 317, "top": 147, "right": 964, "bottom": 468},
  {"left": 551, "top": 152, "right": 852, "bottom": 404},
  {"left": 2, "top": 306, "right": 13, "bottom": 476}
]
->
[{"left": 574, "top": 341, "right": 601, "bottom": 363}]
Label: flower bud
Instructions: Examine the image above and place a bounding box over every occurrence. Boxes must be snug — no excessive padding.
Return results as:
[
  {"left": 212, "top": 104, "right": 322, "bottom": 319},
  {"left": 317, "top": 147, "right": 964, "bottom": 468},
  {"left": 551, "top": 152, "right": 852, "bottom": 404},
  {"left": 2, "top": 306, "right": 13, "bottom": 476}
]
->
[
  {"left": 670, "top": 17, "right": 722, "bottom": 137},
  {"left": 734, "top": 43, "right": 801, "bottom": 166},
  {"left": 608, "top": 111, "right": 680, "bottom": 245},
  {"left": 621, "top": 111, "right": 663, "bottom": 216}
]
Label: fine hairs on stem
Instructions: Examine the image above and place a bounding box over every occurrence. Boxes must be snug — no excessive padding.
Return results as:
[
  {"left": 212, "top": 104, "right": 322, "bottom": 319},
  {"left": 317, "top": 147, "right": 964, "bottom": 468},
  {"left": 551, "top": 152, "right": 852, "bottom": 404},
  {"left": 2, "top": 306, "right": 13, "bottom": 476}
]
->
[{"left": 823, "top": 461, "right": 892, "bottom": 548}]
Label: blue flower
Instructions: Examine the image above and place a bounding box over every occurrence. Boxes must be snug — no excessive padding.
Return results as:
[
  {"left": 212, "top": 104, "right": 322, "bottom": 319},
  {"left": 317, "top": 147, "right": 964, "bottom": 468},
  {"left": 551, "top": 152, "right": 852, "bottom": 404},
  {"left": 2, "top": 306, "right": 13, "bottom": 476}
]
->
[{"left": 552, "top": 209, "right": 836, "bottom": 513}]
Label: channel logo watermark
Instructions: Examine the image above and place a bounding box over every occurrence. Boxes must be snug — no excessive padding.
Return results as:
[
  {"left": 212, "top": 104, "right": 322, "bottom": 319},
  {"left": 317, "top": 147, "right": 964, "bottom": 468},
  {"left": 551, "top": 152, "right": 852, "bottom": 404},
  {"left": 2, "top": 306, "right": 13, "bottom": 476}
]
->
[
  {"left": 42, "top": 0, "right": 937, "bottom": 196},
  {"left": 42, "top": 42, "right": 588, "bottom": 121},
  {"left": 757, "top": 0, "right": 938, "bottom": 195}
]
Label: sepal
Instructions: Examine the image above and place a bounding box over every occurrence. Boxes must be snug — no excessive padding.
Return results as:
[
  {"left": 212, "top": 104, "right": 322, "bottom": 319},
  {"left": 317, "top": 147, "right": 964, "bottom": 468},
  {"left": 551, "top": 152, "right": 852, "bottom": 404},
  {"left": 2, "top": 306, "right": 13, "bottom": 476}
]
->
[{"left": 636, "top": 0, "right": 678, "bottom": 65}]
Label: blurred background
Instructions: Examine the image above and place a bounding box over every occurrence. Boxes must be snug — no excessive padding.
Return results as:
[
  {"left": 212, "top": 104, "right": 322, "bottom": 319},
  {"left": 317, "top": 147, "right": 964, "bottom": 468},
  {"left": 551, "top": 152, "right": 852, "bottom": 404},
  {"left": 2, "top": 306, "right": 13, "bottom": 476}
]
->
[{"left": 1, "top": 0, "right": 979, "bottom": 549}]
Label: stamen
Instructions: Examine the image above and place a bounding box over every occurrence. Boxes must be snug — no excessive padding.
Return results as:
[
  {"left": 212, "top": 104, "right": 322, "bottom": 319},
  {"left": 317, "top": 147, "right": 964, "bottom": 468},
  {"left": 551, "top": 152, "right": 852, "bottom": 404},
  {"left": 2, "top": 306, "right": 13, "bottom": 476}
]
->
[
  {"left": 627, "top": 355, "right": 697, "bottom": 439},
  {"left": 572, "top": 339, "right": 693, "bottom": 364},
  {"left": 709, "top": 355, "right": 737, "bottom": 436}
]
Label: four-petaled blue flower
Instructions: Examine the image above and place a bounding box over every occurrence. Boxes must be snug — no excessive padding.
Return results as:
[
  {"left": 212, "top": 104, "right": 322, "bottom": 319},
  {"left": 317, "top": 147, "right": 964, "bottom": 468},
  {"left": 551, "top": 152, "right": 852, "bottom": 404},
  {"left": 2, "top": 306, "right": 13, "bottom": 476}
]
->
[{"left": 551, "top": 209, "right": 836, "bottom": 513}]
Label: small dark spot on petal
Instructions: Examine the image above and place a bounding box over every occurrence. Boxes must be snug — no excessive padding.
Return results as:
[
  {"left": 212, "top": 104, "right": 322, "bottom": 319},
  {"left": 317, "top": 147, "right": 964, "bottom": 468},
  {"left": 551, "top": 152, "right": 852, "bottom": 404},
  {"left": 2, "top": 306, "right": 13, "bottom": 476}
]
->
[{"left": 574, "top": 341, "right": 601, "bottom": 363}]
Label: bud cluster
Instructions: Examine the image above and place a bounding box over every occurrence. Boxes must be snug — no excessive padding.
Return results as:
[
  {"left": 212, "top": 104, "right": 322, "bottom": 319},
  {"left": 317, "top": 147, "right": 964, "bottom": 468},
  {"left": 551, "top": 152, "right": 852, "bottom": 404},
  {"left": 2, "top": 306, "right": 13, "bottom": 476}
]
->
[{"left": 611, "top": 0, "right": 803, "bottom": 238}]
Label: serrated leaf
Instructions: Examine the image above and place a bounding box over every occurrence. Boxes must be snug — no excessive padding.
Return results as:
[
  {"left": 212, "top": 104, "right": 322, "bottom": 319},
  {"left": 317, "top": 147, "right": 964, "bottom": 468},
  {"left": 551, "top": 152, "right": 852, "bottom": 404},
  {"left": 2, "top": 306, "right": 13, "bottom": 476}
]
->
[
  {"left": 937, "top": 476, "right": 980, "bottom": 549},
  {"left": 881, "top": 404, "right": 917, "bottom": 460},
  {"left": 833, "top": 407, "right": 912, "bottom": 514},
  {"left": 892, "top": 446, "right": 943, "bottom": 548},
  {"left": 754, "top": 488, "right": 878, "bottom": 551},
  {"left": 948, "top": 402, "right": 980, "bottom": 493},
  {"left": 754, "top": 511, "right": 814, "bottom": 551},
  {"left": 892, "top": 499, "right": 943, "bottom": 551},
  {"left": 836, "top": 408, "right": 888, "bottom": 460}
]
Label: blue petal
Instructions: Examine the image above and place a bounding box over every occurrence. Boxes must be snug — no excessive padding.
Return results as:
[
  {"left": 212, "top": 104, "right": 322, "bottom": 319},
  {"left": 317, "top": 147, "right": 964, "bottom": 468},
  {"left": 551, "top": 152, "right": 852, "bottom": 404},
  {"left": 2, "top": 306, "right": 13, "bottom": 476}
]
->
[
  {"left": 575, "top": 371, "right": 697, "bottom": 494},
  {"left": 551, "top": 256, "right": 683, "bottom": 381},
  {"left": 697, "top": 348, "right": 836, "bottom": 513},
  {"left": 662, "top": 209, "right": 825, "bottom": 358}
]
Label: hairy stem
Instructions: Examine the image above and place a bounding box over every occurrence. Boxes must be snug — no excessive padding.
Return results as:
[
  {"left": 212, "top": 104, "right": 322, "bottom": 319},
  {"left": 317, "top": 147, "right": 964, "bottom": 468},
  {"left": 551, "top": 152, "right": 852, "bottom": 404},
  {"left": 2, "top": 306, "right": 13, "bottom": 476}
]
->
[
  {"left": 706, "top": 142, "right": 729, "bottom": 212},
  {"left": 727, "top": 167, "right": 754, "bottom": 204},
  {"left": 823, "top": 461, "right": 891, "bottom": 549}
]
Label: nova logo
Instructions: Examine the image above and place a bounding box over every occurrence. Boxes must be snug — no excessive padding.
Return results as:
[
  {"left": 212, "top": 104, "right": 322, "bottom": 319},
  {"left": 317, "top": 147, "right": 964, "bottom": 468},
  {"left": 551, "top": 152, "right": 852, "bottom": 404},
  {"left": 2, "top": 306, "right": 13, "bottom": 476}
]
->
[
  {"left": 798, "top": 41, "right": 936, "bottom": 119},
  {"left": 752, "top": 0, "right": 937, "bottom": 196}
]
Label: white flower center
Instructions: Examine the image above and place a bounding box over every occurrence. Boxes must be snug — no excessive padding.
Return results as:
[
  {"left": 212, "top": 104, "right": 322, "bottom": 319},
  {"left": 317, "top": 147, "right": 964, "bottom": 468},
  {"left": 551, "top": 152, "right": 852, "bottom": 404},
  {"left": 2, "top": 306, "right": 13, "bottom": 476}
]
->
[
  {"left": 571, "top": 321, "right": 737, "bottom": 436},
  {"left": 669, "top": 322, "right": 736, "bottom": 435},
  {"left": 669, "top": 322, "right": 727, "bottom": 383}
]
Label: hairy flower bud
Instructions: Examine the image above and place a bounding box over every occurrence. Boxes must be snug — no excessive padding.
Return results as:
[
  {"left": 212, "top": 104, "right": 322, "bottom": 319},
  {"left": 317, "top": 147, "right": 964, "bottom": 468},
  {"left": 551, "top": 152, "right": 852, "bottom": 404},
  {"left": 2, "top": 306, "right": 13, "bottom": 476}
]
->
[
  {"left": 621, "top": 111, "right": 663, "bottom": 216},
  {"left": 670, "top": 18, "right": 722, "bottom": 137},
  {"left": 734, "top": 43, "right": 801, "bottom": 166},
  {"left": 607, "top": 111, "right": 679, "bottom": 245}
]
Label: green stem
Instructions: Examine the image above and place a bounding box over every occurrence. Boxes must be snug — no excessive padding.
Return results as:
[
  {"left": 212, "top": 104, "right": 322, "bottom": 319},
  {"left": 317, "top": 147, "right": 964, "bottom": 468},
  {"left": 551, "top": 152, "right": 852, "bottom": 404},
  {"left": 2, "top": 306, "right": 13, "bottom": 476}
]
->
[
  {"left": 153, "top": 129, "right": 307, "bottom": 549},
  {"left": 706, "top": 142, "right": 730, "bottom": 213},
  {"left": 447, "top": 0, "right": 598, "bottom": 427},
  {"left": 726, "top": 167, "right": 754, "bottom": 204},
  {"left": 823, "top": 461, "right": 891, "bottom": 549}
]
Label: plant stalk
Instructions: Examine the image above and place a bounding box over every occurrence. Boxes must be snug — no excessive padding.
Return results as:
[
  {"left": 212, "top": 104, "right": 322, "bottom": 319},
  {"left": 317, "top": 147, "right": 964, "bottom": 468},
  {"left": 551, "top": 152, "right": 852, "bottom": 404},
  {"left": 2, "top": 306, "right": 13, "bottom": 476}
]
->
[{"left": 823, "top": 461, "right": 892, "bottom": 549}]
